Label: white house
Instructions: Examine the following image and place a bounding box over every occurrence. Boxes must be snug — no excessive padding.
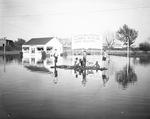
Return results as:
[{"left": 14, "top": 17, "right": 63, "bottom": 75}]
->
[{"left": 22, "top": 37, "right": 63, "bottom": 57}]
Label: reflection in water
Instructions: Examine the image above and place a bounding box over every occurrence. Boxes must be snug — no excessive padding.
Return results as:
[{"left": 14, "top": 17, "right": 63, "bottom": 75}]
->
[
  {"left": 22, "top": 54, "right": 63, "bottom": 84},
  {"left": 73, "top": 68, "right": 110, "bottom": 87},
  {"left": 3, "top": 55, "right": 6, "bottom": 72},
  {"left": 82, "top": 69, "right": 87, "bottom": 86},
  {"left": 72, "top": 57, "right": 116, "bottom": 87},
  {"left": 22, "top": 55, "right": 54, "bottom": 74},
  {"left": 53, "top": 67, "right": 58, "bottom": 84},
  {"left": 74, "top": 68, "right": 87, "bottom": 86},
  {"left": 115, "top": 65, "right": 137, "bottom": 89},
  {"left": 0, "top": 54, "right": 22, "bottom": 72},
  {"left": 101, "top": 57, "right": 116, "bottom": 87},
  {"left": 24, "top": 65, "right": 51, "bottom": 73},
  {"left": 0, "top": 54, "right": 22, "bottom": 64},
  {"left": 102, "top": 70, "right": 109, "bottom": 87},
  {"left": 23, "top": 58, "right": 53, "bottom": 74},
  {"left": 133, "top": 56, "right": 150, "bottom": 66},
  {"left": 1, "top": 55, "right": 150, "bottom": 119}
]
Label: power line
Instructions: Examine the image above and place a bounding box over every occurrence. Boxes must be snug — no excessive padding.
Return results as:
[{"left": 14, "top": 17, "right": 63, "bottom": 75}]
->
[
  {"left": 1, "top": 21, "right": 54, "bottom": 39},
  {"left": 0, "top": 1, "right": 71, "bottom": 9},
  {"left": 0, "top": 1, "right": 57, "bottom": 9},
  {"left": 2, "top": 21, "right": 39, "bottom": 34},
  {"left": 0, "top": 5, "right": 150, "bottom": 18}
]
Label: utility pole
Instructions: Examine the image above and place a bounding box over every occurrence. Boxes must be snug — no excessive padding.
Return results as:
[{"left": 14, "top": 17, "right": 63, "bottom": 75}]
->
[
  {"left": 127, "top": 37, "right": 130, "bottom": 76},
  {"left": 3, "top": 37, "right": 6, "bottom": 72},
  {"left": 3, "top": 37, "right": 6, "bottom": 55}
]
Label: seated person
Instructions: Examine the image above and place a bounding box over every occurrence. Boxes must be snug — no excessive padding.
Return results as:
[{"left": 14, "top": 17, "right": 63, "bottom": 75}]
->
[
  {"left": 93, "top": 61, "right": 100, "bottom": 68},
  {"left": 74, "top": 57, "right": 80, "bottom": 67},
  {"left": 79, "top": 58, "right": 83, "bottom": 67}
]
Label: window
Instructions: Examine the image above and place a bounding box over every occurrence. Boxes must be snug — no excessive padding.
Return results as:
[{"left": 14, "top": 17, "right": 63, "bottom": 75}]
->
[
  {"left": 37, "top": 47, "right": 44, "bottom": 51},
  {"left": 23, "top": 47, "right": 29, "bottom": 53},
  {"left": 36, "top": 47, "right": 44, "bottom": 53},
  {"left": 31, "top": 58, "right": 35, "bottom": 64},
  {"left": 31, "top": 48, "right": 35, "bottom": 53},
  {"left": 46, "top": 47, "right": 53, "bottom": 53},
  {"left": 47, "top": 47, "right": 53, "bottom": 51}
]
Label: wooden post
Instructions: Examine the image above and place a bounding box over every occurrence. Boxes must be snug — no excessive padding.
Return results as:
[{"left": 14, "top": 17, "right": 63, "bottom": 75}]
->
[
  {"left": 3, "top": 38, "right": 5, "bottom": 55},
  {"left": 3, "top": 37, "right": 6, "bottom": 55},
  {"left": 127, "top": 38, "right": 130, "bottom": 75},
  {"left": 3, "top": 44, "right": 5, "bottom": 55},
  {"left": 4, "top": 54, "right": 6, "bottom": 72}
]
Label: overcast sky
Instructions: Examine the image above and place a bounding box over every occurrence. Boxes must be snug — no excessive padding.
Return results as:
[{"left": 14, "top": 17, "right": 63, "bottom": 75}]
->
[{"left": 1, "top": 0, "right": 150, "bottom": 45}]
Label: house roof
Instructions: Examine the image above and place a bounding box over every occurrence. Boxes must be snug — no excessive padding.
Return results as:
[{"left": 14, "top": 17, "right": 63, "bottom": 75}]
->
[{"left": 24, "top": 37, "right": 54, "bottom": 45}]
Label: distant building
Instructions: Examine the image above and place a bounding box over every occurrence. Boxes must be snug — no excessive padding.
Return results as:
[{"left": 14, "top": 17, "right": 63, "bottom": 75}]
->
[
  {"left": 113, "top": 40, "right": 126, "bottom": 49},
  {"left": 22, "top": 37, "right": 63, "bottom": 57},
  {"left": 102, "top": 40, "right": 127, "bottom": 49},
  {"left": 57, "top": 37, "right": 72, "bottom": 50}
]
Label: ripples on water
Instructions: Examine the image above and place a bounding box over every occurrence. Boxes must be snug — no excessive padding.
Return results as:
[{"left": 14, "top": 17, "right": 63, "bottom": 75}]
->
[{"left": 0, "top": 55, "right": 150, "bottom": 119}]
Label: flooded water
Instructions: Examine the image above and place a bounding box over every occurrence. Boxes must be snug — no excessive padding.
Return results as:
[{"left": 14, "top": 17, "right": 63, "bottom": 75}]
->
[{"left": 0, "top": 54, "right": 150, "bottom": 119}]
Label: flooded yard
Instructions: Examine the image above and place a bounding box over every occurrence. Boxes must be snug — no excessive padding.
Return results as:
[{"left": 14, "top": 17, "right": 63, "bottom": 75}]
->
[{"left": 0, "top": 54, "right": 150, "bottom": 119}]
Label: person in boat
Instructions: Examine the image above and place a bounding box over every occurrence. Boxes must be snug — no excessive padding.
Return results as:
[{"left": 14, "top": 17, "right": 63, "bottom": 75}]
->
[
  {"left": 83, "top": 51, "right": 87, "bottom": 67},
  {"left": 79, "top": 58, "right": 83, "bottom": 67},
  {"left": 53, "top": 49, "right": 59, "bottom": 66},
  {"left": 92, "top": 61, "right": 100, "bottom": 68},
  {"left": 74, "top": 57, "right": 80, "bottom": 67}
]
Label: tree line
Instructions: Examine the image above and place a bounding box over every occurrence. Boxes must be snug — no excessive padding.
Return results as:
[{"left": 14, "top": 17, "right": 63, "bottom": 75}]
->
[{"left": 2, "top": 38, "right": 26, "bottom": 51}]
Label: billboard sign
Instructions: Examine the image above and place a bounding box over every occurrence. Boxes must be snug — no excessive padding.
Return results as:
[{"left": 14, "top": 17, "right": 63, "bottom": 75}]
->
[{"left": 72, "top": 34, "right": 102, "bottom": 49}]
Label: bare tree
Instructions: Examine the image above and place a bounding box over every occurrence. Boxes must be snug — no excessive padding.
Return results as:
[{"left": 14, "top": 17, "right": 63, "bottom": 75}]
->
[{"left": 103, "top": 31, "right": 115, "bottom": 54}]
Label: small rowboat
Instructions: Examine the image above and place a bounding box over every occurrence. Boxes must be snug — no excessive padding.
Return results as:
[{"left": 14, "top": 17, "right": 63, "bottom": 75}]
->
[{"left": 51, "top": 65, "right": 107, "bottom": 71}]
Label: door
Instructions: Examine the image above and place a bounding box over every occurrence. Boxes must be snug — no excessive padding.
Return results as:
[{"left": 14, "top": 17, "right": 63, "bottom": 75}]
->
[{"left": 31, "top": 47, "right": 35, "bottom": 54}]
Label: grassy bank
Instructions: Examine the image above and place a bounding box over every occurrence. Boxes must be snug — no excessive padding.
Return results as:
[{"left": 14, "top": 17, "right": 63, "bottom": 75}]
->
[
  {"left": 64, "top": 49, "right": 150, "bottom": 57},
  {"left": 108, "top": 50, "right": 150, "bottom": 57},
  {"left": 0, "top": 50, "right": 21, "bottom": 55}
]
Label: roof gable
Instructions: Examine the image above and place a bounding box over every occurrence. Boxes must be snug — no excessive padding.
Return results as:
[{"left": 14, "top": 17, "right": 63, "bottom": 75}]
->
[{"left": 24, "top": 37, "right": 54, "bottom": 45}]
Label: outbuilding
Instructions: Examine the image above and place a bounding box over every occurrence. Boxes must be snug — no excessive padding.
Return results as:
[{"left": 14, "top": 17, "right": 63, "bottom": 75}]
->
[
  {"left": 0, "top": 38, "right": 14, "bottom": 50},
  {"left": 22, "top": 37, "right": 63, "bottom": 57}
]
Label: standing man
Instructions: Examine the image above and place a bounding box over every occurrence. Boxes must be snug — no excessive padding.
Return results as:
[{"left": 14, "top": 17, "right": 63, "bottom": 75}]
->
[
  {"left": 83, "top": 51, "right": 87, "bottom": 67},
  {"left": 102, "top": 50, "right": 107, "bottom": 61},
  {"left": 102, "top": 49, "right": 109, "bottom": 68},
  {"left": 54, "top": 49, "right": 58, "bottom": 66}
]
